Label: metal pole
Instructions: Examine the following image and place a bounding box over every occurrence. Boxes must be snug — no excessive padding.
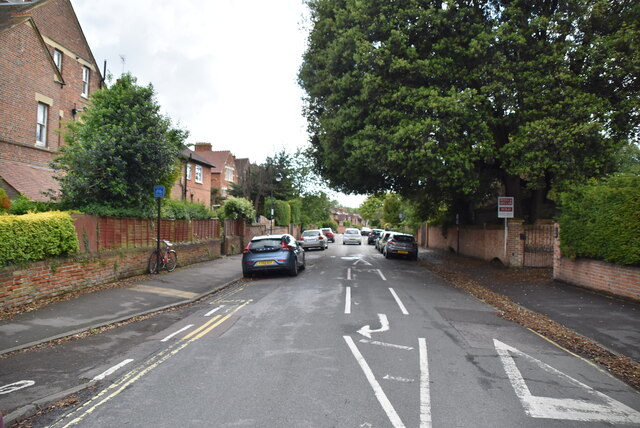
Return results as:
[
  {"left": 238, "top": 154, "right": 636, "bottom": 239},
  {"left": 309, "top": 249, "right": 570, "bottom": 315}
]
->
[
  {"left": 269, "top": 189, "right": 273, "bottom": 235},
  {"left": 157, "top": 197, "right": 161, "bottom": 258}
]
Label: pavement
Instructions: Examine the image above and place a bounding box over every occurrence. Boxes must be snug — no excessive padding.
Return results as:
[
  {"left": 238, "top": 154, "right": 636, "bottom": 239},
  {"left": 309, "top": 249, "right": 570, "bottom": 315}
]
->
[{"left": 1, "top": 249, "right": 639, "bottom": 426}]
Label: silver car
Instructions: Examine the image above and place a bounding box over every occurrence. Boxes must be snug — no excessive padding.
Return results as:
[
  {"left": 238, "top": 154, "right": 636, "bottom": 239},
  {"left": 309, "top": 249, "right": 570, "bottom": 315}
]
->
[
  {"left": 342, "top": 228, "right": 362, "bottom": 245},
  {"left": 299, "top": 229, "right": 328, "bottom": 250}
]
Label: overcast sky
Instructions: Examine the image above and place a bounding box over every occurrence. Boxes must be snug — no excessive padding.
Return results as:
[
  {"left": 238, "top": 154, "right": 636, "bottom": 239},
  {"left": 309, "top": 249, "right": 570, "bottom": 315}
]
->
[{"left": 72, "top": 0, "right": 366, "bottom": 208}]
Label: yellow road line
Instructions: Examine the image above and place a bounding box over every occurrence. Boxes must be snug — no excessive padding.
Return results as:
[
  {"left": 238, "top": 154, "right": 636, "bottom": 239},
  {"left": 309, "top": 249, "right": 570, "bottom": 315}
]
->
[{"left": 131, "top": 284, "right": 198, "bottom": 299}]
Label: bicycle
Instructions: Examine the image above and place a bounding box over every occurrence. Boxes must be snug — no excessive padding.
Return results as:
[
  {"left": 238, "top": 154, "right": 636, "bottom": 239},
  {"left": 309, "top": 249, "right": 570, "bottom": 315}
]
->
[{"left": 149, "top": 239, "right": 177, "bottom": 274}]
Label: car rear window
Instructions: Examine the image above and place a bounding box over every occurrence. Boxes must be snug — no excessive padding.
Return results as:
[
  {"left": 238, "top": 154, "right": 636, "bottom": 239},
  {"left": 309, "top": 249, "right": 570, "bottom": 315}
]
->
[
  {"left": 302, "top": 230, "right": 319, "bottom": 236},
  {"left": 249, "top": 239, "right": 282, "bottom": 250},
  {"left": 346, "top": 229, "right": 359, "bottom": 234},
  {"left": 393, "top": 235, "right": 415, "bottom": 243},
  {"left": 322, "top": 229, "right": 331, "bottom": 233}
]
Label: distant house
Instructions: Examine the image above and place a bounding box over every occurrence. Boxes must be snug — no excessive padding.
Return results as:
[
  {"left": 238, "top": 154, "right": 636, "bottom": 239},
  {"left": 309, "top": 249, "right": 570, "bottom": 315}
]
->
[
  {"left": 169, "top": 148, "right": 215, "bottom": 207},
  {"left": 192, "top": 143, "right": 239, "bottom": 206},
  {"left": 0, "top": 0, "right": 102, "bottom": 201},
  {"left": 331, "top": 208, "right": 363, "bottom": 230}
]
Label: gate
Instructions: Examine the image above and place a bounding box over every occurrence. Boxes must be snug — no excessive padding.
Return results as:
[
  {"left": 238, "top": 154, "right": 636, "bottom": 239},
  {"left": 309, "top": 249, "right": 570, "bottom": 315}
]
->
[{"left": 523, "top": 223, "right": 554, "bottom": 267}]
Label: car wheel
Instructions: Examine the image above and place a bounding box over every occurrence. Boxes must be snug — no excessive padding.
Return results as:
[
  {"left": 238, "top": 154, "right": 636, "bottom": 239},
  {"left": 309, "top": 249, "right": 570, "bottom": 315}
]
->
[
  {"left": 300, "top": 253, "right": 306, "bottom": 270},
  {"left": 290, "top": 257, "right": 299, "bottom": 276},
  {"left": 359, "top": 241, "right": 361, "bottom": 245},
  {"left": 242, "top": 268, "right": 251, "bottom": 278},
  {"left": 384, "top": 249, "right": 390, "bottom": 259}
]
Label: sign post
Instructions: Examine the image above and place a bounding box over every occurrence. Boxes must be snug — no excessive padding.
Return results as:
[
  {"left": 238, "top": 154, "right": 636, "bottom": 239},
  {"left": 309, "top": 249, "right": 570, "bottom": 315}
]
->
[
  {"left": 498, "top": 197, "right": 514, "bottom": 259},
  {"left": 153, "top": 185, "right": 165, "bottom": 266}
]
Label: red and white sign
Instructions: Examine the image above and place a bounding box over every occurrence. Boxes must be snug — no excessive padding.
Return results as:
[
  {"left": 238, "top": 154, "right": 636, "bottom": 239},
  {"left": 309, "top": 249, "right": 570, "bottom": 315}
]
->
[{"left": 498, "top": 197, "right": 514, "bottom": 218}]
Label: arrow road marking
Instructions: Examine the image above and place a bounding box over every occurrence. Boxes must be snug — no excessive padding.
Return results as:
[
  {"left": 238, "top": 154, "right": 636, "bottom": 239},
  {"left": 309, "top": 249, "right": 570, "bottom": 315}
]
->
[
  {"left": 358, "top": 314, "right": 389, "bottom": 338},
  {"left": 353, "top": 258, "right": 372, "bottom": 266},
  {"left": 494, "top": 339, "right": 640, "bottom": 424},
  {"left": 344, "top": 336, "right": 405, "bottom": 428},
  {"left": 0, "top": 380, "right": 35, "bottom": 395},
  {"left": 359, "top": 339, "right": 413, "bottom": 351}
]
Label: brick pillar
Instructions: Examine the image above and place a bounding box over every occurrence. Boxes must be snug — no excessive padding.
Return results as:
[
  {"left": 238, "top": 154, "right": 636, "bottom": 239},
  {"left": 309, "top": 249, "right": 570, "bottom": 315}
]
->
[
  {"left": 553, "top": 222, "right": 561, "bottom": 279},
  {"left": 506, "top": 219, "right": 525, "bottom": 267}
]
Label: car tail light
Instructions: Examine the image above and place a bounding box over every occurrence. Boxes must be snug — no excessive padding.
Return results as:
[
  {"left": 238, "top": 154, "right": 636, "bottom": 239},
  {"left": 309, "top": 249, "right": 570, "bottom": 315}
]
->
[
  {"left": 388, "top": 240, "right": 396, "bottom": 246},
  {"left": 299, "top": 236, "right": 304, "bottom": 241},
  {"left": 281, "top": 240, "right": 293, "bottom": 251},
  {"left": 319, "top": 236, "right": 324, "bottom": 240},
  {"left": 242, "top": 243, "right": 251, "bottom": 254}
]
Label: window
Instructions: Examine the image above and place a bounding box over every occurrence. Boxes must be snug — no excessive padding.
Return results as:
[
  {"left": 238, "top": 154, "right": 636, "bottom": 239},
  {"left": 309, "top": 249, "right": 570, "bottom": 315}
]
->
[
  {"left": 225, "top": 165, "right": 234, "bottom": 181},
  {"left": 195, "top": 165, "right": 203, "bottom": 184},
  {"left": 81, "top": 66, "right": 90, "bottom": 97},
  {"left": 186, "top": 164, "right": 192, "bottom": 180},
  {"left": 36, "top": 102, "right": 48, "bottom": 146},
  {"left": 53, "top": 49, "right": 62, "bottom": 71}
]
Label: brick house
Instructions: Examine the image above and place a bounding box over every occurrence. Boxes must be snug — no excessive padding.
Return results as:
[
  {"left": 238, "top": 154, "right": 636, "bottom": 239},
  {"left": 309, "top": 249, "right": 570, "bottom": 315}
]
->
[
  {"left": 169, "top": 148, "right": 215, "bottom": 207},
  {"left": 193, "top": 143, "right": 240, "bottom": 207},
  {"left": 0, "top": 0, "right": 102, "bottom": 201}
]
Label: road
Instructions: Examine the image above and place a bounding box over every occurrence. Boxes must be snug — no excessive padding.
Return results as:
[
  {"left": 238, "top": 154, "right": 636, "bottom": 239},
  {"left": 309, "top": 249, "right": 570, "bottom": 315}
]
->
[{"left": 2, "top": 234, "right": 640, "bottom": 427}]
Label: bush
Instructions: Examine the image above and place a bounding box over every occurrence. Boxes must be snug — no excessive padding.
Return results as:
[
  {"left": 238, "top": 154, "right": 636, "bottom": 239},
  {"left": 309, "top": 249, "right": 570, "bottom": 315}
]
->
[
  {"left": 274, "top": 200, "right": 291, "bottom": 226},
  {"left": 559, "top": 174, "right": 640, "bottom": 266},
  {"left": 222, "top": 197, "right": 256, "bottom": 222},
  {"left": 163, "top": 200, "right": 214, "bottom": 220},
  {"left": 8, "top": 195, "right": 60, "bottom": 215},
  {"left": 289, "top": 199, "right": 302, "bottom": 224},
  {"left": 320, "top": 220, "right": 339, "bottom": 230},
  {"left": 0, "top": 211, "right": 79, "bottom": 266},
  {"left": 0, "top": 189, "right": 10, "bottom": 213}
]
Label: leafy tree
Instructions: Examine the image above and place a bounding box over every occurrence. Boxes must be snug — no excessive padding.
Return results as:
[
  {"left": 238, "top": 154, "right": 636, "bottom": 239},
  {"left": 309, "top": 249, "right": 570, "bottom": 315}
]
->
[
  {"left": 359, "top": 194, "right": 384, "bottom": 227},
  {"left": 299, "top": 0, "right": 640, "bottom": 222},
  {"left": 299, "top": 191, "right": 333, "bottom": 227},
  {"left": 53, "top": 73, "right": 187, "bottom": 215}
]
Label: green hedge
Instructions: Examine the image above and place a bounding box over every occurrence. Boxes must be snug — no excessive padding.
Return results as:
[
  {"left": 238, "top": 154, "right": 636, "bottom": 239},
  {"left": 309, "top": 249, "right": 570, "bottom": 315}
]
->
[
  {"left": 559, "top": 175, "right": 640, "bottom": 266},
  {"left": 0, "top": 211, "right": 79, "bottom": 266}
]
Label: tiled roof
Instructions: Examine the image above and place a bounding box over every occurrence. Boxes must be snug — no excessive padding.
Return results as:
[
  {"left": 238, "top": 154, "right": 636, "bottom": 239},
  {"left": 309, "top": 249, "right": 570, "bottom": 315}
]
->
[
  {"left": 197, "top": 150, "right": 232, "bottom": 174},
  {"left": 0, "top": 1, "right": 42, "bottom": 34},
  {"left": 180, "top": 148, "right": 215, "bottom": 168},
  {"left": 0, "top": 160, "right": 60, "bottom": 202}
]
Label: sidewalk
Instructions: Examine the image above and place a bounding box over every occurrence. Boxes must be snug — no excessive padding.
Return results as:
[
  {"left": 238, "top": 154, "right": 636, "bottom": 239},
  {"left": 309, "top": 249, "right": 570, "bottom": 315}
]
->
[{"left": 0, "top": 255, "right": 244, "bottom": 355}]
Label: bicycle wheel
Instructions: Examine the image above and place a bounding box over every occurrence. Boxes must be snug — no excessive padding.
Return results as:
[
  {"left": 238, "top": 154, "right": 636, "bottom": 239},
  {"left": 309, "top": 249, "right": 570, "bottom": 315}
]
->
[
  {"left": 165, "top": 250, "right": 177, "bottom": 272},
  {"left": 148, "top": 250, "right": 161, "bottom": 274}
]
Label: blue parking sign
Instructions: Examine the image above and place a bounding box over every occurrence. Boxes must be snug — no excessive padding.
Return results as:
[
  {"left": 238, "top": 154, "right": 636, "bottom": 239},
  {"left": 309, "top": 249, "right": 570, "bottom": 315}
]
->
[{"left": 153, "top": 185, "right": 165, "bottom": 198}]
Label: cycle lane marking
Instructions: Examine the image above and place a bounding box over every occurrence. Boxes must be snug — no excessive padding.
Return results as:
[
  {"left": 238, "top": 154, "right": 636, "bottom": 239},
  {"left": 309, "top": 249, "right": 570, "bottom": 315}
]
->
[
  {"left": 91, "top": 359, "right": 134, "bottom": 381},
  {"left": 388, "top": 288, "right": 409, "bottom": 315},
  {"left": 495, "top": 339, "right": 640, "bottom": 424}
]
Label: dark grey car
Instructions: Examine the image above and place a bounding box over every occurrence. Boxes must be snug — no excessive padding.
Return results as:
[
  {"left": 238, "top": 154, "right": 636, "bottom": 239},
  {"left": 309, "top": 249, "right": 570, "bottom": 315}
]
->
[
  {"left": 242, "top": 234, "right": 305, "bottom": 277},
  {"left": 383, "top": 233, "right": 418, "bottom": 260}
]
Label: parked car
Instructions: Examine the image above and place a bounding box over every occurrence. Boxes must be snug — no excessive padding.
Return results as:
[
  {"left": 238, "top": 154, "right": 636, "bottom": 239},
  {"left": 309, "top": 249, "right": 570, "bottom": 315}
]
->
[
  {"left": 383, "top": 233, "right": 418, "bottom": 260},
  {"left": 377, "top": 231, "right": 395, "bottom": 253},
  {"left": 367, "top": 228, "right": 384, "bottom": 245},
  {"left": 343, "top": 228, "right": 362, "bottom": 245},
  {"left": 299, "top": 229, "right": 329, "bottom": 250},
  {"left": 321, "top": 228, "right": 335, "bottom": 243},
  {"left": 242, "top": 234, "right": 305, "bottom": 277},
  {"left": 361, "top": 227, "right": 372, "bottom": 236}
]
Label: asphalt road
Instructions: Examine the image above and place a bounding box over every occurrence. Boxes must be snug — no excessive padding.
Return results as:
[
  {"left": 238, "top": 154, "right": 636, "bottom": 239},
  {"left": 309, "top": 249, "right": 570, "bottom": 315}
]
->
[{"left": 3, "top": 235, "right": 640, "bottom": 427}]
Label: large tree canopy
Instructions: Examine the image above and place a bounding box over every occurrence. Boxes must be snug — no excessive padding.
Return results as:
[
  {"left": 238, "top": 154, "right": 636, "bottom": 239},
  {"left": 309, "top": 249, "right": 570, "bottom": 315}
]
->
[
  {"left": 299, "top": 0, "right": 639, "bottom": 222},
  {"left": 53, "top": 74, "right": 187, "bottom": 214}
]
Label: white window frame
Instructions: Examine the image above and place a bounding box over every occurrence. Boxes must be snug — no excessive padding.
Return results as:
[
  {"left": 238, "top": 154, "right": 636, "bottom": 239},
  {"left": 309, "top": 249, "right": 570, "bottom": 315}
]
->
[
  {"left": 186, "top": 164, "right": 192, "bottom": 180},
  {"left": 195, "top": 165, "right": 203, "bottom": 184},
  {"left": 81, "top": 66, "right": 90, "bottom": 97},
  {"left": 225, "top": 165, "right": 234, "bottom": 181},
  {"left": 53, "top": 49, "right": 62, "bottom": 71},
  {"left": 36, "top": 102, "right": 48, "bottom": 146}
]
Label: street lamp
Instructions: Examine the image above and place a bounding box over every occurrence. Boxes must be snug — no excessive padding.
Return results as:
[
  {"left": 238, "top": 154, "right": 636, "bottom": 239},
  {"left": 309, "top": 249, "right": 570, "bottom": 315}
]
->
[{"left": 270, "top": 172, "right": 283, "bottom": 234}]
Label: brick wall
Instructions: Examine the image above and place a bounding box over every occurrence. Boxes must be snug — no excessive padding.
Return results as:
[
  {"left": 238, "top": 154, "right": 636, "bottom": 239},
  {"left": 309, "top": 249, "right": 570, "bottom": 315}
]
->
[
  {"left": 553, "top": 224, "right": 640, "bottom": 301},
  {"left": 0, "top": 239, "right": 221, "bottom": 309}
]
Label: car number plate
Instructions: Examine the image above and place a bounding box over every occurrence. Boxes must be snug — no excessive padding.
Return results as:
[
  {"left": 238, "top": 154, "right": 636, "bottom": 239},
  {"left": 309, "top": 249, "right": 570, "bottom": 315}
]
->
[
  {"left": 256, "top": 260, "right": 275, "bottom": 266},
  {"left": 398, "top": 251, "right": 408, "bottom": 254}
]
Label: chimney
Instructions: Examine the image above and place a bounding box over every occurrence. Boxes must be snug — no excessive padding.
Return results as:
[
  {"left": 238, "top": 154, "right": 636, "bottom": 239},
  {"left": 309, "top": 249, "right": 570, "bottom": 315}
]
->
[{"left": 194, "top": 142, "right": 212, "bottom": 152}]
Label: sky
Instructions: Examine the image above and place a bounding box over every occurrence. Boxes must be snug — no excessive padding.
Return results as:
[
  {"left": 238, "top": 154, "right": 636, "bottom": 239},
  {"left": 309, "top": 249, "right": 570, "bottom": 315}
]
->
[{"left": 71, "top": 0, "right": 366, "bottom": 208}]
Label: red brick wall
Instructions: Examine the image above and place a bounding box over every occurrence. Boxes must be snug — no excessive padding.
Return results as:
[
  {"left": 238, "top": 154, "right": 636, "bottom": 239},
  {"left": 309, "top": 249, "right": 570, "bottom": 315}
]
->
[
  {"left": 0, "top": 239, "right": 221, "bottom": 309},
  {"left": 553, "top": 224, "right": 640, "bottom": 301}
]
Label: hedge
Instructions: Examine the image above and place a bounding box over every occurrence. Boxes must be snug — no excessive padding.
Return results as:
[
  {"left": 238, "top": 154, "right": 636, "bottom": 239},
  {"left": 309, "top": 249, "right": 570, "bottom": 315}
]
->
[
  {"left": 0, "top": 211, "right": 79, "bottom": 266},
  {"left": 559, "top": 174, "right": 640, "bottom": 266}
]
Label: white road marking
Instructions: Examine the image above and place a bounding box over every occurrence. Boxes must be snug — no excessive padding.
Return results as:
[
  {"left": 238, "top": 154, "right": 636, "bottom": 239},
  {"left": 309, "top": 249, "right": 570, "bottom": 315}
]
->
[
  {"left": 359, "top": 339, "right": 414, "bottom": 351},
  {"left": 205, "top": 305, "right": 225, "bottom": 317},
  {"left": 383, "top": 375, "right": 415, "bottom": 383},
  {"left": 377, "top": 269, "right": 387, "bottom": 281},
  {"left": 347, "top": 268, "right": 352, "bottom": 280},
  {"left": 345, "top": 287, "right": 351, "bottom": 314},
  {"left": 160, "top": 324, "right": 194, "bottom": 342},
  {"left": 0, "top": 380, "right": 35, "bottom": 395},
  {"left": 419, "top": 338, "right": 432, "bottom": 428},
  {"left": 344, "top": 336, "right": 406, "bottom": 428},
  {"left": 494, "top": 339, "right": 640, "bottom": 424},
  {"left": 389, "top": 288, "right": 409, "bottom": 314},
  {"left": 92, "top": 359, "right": 134, "bottom": 382},
  {"left": 353, "top": 258, "right": 372, "bottom": 266},
  {"left": 358, "top": 314, "right": 390, "bottom": 338}
]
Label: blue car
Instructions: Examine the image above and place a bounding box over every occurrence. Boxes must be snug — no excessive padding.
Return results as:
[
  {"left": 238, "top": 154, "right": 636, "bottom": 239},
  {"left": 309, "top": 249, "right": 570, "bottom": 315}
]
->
[{"left": 242, "top": 234, "right": 305, "bottom": 277}]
